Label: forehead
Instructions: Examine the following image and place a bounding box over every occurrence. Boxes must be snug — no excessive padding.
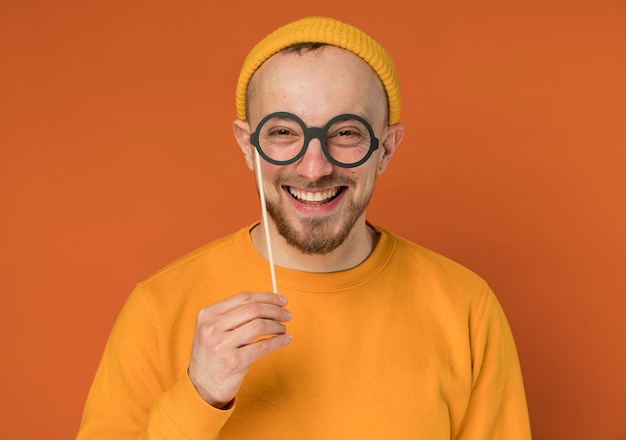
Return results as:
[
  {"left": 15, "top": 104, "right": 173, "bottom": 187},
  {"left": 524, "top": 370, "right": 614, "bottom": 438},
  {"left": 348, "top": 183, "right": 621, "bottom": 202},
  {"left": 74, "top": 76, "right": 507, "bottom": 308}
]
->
[{"left": 247, "top": 46, "right": 387, "bottom": 125}]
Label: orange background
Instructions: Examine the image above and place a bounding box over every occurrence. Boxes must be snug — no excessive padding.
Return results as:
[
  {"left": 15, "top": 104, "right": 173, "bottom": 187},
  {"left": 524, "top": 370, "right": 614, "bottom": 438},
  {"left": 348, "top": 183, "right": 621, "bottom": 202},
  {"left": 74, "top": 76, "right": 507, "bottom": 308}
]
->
[{"left": 1, "top": 0, "right": 625, "bottom": 438}]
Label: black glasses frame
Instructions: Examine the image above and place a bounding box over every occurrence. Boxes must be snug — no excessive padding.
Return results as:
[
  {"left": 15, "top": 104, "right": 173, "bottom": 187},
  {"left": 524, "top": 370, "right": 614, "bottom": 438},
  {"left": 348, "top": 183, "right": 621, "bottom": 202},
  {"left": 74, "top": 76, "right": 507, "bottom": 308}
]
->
[{"left": 250, "top": 111, "right": 380, "bottom": 168}]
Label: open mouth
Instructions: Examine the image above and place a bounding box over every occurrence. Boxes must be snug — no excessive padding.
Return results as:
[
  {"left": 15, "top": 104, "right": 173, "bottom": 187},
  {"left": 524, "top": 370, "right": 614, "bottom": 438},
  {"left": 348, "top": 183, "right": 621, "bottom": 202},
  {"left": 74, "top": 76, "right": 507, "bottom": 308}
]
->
[{"left": 286, "top": 186, "right": 344, "bottom": 205}]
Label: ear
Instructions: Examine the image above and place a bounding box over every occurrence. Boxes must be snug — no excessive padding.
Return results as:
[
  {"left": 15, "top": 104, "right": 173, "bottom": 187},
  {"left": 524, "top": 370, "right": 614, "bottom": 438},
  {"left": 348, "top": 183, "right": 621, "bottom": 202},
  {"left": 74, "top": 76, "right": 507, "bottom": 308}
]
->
[
  {"left": 232, "top": 119, "right": 255, "bottom": 171},
  {"left": 376, "top": 123, "right": 404, "bottom": 174}
]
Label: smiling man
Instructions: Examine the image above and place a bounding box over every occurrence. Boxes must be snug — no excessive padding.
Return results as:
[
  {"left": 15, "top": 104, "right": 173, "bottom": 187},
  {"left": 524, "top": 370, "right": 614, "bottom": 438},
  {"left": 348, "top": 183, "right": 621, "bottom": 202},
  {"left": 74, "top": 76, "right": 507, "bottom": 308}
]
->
[
  {"left": 78, "top": 17, "right": 531, "bottom": 439},
  {"left": 234, "top": 42, "right": 402, "bottom": 270}
]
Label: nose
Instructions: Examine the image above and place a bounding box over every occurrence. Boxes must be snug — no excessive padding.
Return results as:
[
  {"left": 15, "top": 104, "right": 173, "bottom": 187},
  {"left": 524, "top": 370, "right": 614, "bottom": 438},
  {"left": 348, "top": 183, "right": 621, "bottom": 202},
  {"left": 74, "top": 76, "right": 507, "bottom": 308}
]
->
[{"left": 294, "top": 137, "right": 333, "bottom": 181}]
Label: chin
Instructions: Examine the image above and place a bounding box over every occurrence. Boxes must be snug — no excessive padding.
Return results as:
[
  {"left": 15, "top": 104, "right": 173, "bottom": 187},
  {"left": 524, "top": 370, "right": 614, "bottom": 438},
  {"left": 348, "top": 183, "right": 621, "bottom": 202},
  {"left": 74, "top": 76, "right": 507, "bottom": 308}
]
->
[{"left": 268, "top": 201, "right": 366, "bottom": 256}]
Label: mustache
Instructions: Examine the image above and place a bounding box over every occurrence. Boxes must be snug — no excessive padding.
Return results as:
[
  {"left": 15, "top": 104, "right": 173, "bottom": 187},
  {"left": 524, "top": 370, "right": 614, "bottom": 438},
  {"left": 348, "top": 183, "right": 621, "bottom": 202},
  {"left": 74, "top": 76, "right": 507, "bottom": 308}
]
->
[{"left": 274, "top": 174, "right": 356, "bottom": 189}]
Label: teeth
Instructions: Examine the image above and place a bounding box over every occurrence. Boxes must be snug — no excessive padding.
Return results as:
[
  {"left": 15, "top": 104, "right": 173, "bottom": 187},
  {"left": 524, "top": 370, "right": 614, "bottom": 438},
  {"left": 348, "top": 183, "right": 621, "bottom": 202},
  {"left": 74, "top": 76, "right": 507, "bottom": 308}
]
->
[{"left": 289, "top": 187, "right": 339, "bottom": 202}]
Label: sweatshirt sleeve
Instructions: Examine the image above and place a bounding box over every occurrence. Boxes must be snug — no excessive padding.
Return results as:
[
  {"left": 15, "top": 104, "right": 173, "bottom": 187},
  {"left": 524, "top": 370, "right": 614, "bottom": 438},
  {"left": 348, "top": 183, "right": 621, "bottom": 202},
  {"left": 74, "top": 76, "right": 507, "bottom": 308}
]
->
[
  {"left": 456, "top": 285, "right": 532, "bottom": 439},
  {"left": 76, "top": 285, "right": 233, "bottom": 439}
]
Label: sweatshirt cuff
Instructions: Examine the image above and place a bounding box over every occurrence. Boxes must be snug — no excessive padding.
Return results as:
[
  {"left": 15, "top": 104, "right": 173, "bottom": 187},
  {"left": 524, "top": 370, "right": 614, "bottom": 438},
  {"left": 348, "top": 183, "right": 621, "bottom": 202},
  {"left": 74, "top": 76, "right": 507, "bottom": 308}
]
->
[{"left": 160, "top": 372, "right": 234, "bottom": 438}]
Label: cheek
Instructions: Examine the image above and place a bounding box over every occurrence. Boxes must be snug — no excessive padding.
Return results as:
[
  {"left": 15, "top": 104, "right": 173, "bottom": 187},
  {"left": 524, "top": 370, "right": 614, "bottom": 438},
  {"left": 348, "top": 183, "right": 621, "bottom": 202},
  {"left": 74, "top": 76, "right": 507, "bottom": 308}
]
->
[
  {"left": 354, "top": 167, "right": 378, "bottom": 193},
  {"left": 259, "top": 162, "right": 282, "bottom": 188}
]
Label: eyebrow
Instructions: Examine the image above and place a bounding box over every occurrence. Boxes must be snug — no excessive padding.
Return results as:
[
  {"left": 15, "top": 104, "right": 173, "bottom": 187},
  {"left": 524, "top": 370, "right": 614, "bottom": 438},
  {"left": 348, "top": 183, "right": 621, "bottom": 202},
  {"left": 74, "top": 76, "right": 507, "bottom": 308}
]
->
[{"left": 262, "top": 112, "right": 375, "bottom": 127}]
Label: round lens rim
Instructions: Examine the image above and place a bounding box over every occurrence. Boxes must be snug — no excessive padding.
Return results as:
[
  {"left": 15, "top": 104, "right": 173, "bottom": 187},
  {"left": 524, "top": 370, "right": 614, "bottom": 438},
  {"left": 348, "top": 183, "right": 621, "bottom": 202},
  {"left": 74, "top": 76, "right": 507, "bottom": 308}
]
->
[{"left": 249, "top": 111, "right": 380, "bottom": 168}]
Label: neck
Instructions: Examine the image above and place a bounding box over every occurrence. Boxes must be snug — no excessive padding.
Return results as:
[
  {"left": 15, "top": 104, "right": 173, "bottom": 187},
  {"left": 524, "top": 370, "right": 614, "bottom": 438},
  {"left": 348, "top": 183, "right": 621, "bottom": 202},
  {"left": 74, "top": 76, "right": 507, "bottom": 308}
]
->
[{"left": 250, "top": 217, "right": 378, "bottom": 273}]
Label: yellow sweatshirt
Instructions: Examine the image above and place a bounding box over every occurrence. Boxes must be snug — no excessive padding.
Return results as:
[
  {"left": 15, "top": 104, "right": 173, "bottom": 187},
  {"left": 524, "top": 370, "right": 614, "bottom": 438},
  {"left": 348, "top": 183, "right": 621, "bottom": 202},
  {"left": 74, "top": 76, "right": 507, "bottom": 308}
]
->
[{"left": 77, "top": 223, "right": 531, "bottom": 439}]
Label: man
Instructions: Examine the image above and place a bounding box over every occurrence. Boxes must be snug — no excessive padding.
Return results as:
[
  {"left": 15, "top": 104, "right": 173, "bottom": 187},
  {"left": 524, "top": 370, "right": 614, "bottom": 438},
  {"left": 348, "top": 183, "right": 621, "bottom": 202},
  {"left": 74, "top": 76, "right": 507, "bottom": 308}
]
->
[{"left": 77, "top": 16, "right": 531, "bottom": 439}]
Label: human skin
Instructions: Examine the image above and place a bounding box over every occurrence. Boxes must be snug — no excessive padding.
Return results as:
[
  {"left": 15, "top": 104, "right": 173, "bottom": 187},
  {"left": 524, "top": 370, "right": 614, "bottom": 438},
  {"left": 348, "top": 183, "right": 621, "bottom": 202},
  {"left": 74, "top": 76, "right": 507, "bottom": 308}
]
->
[
  {"left": 188, "top": 291, "right": 292, "bottom": 408},
  {"left": 188, "top": 46, "right": 404, "bottom": 409},
  {"left": 234, "top": 46, "right": 405, "bottom": 273}
]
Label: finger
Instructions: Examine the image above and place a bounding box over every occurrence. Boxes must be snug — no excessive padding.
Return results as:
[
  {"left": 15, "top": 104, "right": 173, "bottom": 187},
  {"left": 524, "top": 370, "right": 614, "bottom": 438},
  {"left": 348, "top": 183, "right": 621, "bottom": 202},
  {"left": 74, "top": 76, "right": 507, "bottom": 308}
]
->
[
  {"left": 220, "top": 302, "right": 292, "bottom": 332},
  {"left": 231, "top": 318, "right": 287, "bottom": 348},
  {"left": 208, "top": 291, "right": 288, "bottom": 316},
  {"left": 239, "top": 332, "right": 293, "bottom": 364}
]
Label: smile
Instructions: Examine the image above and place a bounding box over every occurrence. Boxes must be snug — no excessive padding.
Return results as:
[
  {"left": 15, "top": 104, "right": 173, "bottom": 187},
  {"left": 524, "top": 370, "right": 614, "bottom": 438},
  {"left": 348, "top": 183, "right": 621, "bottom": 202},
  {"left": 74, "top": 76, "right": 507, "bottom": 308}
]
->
[{"left": 287, "top": 186, "right": 343, "bottom": 203}]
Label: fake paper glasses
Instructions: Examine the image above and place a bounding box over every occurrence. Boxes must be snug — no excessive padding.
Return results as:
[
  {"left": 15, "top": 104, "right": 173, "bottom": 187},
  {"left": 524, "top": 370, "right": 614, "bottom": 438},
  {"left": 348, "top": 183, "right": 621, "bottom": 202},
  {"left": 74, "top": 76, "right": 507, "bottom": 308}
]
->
[
  {"left": 251, "top": 112, "right": 380, "bottom": 293},
  {"left": 250, "top": 112, "right": 380, "bottom": 169}
]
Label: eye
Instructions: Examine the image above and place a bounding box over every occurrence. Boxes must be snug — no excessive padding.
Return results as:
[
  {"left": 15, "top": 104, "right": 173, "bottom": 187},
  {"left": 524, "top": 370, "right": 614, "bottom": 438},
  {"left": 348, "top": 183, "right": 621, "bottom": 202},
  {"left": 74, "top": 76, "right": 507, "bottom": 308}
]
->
[
  {"left": 262, "top": 121, "right": 303, "bottom": 147},
  {"left": 328, "top": 124, "right": 367, "bottom": 146},
  {"left": 338, "top": 129, "right": 357, "bottom": 137},
  {"left": 269, "top": 128, "right": 294, "bottom": 137}
]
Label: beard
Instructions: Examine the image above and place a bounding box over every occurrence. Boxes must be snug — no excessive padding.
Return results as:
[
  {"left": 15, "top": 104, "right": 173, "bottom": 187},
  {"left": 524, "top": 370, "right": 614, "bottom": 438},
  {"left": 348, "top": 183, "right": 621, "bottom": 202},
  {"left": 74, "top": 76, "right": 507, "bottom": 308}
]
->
[{"left": 265, "top": 175, "right": 373, "bottom": 255}]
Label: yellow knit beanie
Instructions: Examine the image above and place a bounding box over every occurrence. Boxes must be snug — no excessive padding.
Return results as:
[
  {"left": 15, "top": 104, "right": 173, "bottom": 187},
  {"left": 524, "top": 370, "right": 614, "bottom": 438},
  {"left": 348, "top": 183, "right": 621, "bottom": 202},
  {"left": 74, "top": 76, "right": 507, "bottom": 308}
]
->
[{"left": 235, "top": 16, "right": 400, "bottom": 125}]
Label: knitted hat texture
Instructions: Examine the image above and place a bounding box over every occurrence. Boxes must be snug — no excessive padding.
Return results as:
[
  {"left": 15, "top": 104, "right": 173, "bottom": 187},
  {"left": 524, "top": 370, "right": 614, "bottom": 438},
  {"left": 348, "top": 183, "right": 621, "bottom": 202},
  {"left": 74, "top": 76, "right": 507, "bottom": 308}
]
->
[{"left": 235, "top": 16, "right": 400, "bottom": 125}]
